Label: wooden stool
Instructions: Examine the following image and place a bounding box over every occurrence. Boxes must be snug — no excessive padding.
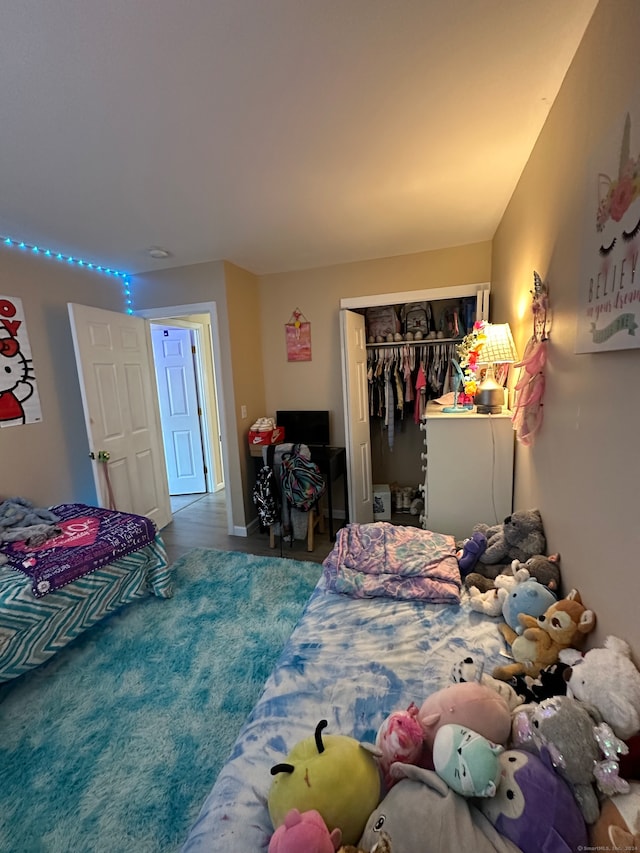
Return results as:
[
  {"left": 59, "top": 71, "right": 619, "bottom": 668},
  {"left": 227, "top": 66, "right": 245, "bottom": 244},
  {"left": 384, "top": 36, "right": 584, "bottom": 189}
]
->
[{"left": 269, "top": 503, "right": 325, "bottom": 552}]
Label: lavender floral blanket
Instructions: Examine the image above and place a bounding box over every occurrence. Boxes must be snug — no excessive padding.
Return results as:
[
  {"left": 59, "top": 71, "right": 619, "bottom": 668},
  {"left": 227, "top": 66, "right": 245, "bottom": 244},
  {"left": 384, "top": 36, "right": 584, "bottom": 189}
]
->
[
  {"left": 0, "top": 503, "right": 157, "bottom": 597},
  {"left": 322, "top": 522, "right": 461, "bottom": 603}
]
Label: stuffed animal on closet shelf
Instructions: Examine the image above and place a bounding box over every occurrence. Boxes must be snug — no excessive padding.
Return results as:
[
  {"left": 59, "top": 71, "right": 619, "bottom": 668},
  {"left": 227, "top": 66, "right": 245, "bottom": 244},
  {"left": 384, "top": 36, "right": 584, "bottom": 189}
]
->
[
  {"left": 472, "top": 509, "right": 546, "bottom": 571},
  {"left": 560, "top": 635, "right": 640, "bottom": 741},
  {"left": 493, "top": 589, "right": 596, "bottom": 681}
]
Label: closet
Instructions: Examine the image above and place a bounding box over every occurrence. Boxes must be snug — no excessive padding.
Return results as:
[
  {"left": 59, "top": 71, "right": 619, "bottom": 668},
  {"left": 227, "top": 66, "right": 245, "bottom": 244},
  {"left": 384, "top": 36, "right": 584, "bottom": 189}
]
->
[{"left": 340, "top": 283, "right": 492, "bottom": 526}]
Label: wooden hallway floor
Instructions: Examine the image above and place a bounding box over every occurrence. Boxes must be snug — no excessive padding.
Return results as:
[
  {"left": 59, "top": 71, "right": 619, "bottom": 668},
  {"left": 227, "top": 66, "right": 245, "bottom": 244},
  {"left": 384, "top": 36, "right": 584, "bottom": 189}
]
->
[{"left": 160, "top": 491, "right": 336, "bottom": 566}]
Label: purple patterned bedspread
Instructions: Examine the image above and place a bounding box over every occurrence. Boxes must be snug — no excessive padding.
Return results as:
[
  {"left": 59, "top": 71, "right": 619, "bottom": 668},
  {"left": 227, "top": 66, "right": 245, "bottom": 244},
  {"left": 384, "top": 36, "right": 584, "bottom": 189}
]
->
[
  {"left": 0, "top": 503, "right": 157, "bottom": 597},
  {"left": 322, "top": 521, "right": 461, "bottom": 603}
]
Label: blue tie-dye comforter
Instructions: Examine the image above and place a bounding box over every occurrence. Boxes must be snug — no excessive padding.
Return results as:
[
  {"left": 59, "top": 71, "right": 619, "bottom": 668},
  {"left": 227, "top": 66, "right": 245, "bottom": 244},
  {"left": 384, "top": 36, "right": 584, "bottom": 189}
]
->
[{"left": 181, "top": 577, "right": 505, "bottom": 852}]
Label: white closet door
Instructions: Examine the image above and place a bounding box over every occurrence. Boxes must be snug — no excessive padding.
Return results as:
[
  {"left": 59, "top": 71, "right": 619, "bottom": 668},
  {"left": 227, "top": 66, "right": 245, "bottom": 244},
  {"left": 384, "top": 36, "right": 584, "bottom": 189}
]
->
[{"left": 340, "top": 309, "right": 373, "bottom": 524}]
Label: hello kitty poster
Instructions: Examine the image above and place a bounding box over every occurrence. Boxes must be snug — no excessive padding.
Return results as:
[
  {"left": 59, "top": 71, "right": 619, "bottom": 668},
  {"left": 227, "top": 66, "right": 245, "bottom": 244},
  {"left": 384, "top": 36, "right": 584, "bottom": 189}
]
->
[
  {"left": 576, "top": 110, "right": 640, "bottom": 353},
  {"left": 0, "top": 295, "right": 42, "bottom": 427}
]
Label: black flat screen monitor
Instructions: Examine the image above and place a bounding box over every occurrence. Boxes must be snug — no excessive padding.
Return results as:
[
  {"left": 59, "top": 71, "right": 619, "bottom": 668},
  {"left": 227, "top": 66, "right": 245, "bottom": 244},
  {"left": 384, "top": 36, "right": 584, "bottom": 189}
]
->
[{"left": 276, "top": 410, "right": 330, "bottom": 447}]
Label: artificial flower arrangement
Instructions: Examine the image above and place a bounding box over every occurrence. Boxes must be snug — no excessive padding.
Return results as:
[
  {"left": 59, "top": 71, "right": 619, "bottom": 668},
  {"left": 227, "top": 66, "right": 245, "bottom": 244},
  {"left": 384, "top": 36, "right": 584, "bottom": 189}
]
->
[{"left": 456, "top": 320, "right": 487, "bottom": 397}]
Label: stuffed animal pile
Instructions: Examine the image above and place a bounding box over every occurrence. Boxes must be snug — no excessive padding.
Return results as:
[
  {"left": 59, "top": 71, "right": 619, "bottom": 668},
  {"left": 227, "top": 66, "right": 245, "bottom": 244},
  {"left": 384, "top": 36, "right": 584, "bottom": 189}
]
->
[
  {"left": 472, "top": 508, "right": 546, "bottom": 571},
  {"left": 267, "top": 626, "right": 640, "bottom": 852}
]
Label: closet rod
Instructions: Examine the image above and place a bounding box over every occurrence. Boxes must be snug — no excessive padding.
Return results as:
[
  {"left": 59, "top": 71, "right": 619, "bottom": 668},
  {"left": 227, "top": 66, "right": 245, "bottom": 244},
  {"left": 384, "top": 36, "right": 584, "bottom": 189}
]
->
[{"left": 366, "top": 337, "right": 463, "bottom": 348}]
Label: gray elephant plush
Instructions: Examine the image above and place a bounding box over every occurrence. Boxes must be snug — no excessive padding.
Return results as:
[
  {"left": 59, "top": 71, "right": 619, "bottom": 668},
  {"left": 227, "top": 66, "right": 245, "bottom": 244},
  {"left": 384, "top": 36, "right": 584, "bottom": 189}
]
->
[
  {"left": 511, "top": 695, "right": 630, "bottom": 824},
  {"left": 473, "top": 509, "right": 546, "bottom": 567},
  {"left": 357, "top": 763, "right": 520, "bottom": 853}
]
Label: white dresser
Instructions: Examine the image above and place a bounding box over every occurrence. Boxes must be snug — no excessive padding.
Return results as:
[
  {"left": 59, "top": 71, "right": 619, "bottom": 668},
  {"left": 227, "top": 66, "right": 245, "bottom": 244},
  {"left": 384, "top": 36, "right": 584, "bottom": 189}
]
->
[{"left": 419, "top": 401, "right": 514, "bottom": 541}]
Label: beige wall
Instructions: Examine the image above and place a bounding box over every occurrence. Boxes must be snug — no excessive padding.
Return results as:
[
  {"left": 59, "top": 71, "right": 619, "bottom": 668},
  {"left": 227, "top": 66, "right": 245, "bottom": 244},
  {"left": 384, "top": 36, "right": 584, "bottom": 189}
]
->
[
  {"left": 491, "top": 0, "right": 640, "bottom": 649},
  {"left": 0, "top": 250, "right": 262, "bottom": 533},
  {"left": 259, "top": 241, "right": 492, "bottom": 447},
  {"left": 223, "top": 261, "right": 266, "bottom": 520},
  {"left": 0, "top": 245, "right": 123, "bottom": 504},
  {"left": 133, "top": 260, "right": 255, "bottom": 532}
]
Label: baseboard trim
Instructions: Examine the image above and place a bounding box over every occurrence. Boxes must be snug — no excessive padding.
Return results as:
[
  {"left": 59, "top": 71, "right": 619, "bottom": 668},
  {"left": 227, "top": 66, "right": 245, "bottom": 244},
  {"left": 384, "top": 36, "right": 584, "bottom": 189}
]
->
[{"left": 245, "top": 517, "right": 261, "bottom": 536}]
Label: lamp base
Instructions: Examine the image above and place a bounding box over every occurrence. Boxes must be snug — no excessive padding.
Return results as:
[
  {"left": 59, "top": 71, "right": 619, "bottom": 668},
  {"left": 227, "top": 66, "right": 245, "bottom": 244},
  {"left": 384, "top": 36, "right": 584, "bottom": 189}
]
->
[
  {"left": 475, "top": 370, "right": 505, "bottom": 415},
  {"left": 475, "top": 402, "right": 503, "bottom": 415}
]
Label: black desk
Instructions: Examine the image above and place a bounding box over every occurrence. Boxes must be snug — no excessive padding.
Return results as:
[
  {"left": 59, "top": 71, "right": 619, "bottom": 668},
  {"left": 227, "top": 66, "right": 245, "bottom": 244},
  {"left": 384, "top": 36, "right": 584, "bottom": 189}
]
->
[
  {"left": 250, "top": 443, "right": 348, "bottom": 540},
  {"left": 307, "top": 445, "right": 348, "bottom": 540}
]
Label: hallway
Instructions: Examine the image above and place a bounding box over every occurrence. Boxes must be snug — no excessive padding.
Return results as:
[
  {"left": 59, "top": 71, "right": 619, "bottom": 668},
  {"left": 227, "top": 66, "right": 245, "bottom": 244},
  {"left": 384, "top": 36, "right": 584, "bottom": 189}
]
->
[{"left": 160, "top": 491, "right": 336, "bottom": 565}]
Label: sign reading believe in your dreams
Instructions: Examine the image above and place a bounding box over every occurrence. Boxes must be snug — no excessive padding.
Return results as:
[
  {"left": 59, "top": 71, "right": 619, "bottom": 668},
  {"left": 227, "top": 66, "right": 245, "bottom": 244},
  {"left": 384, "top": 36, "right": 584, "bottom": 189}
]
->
[{"left": 576, "top": 108, "right": 640, "bottom": 353}]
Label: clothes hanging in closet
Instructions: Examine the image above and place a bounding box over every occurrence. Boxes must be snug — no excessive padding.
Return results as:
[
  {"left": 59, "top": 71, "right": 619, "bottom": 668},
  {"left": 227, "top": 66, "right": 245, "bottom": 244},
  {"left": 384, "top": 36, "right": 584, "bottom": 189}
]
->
[{"left": 366, "top": 343, "right": 457, "bottom": 448}]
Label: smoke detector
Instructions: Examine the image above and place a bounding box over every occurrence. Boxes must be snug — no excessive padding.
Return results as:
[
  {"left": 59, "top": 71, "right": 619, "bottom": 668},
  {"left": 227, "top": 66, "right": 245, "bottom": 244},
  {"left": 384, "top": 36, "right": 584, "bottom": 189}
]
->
[{"left": 148, "top": 247, "right": 171, "bottom": 259}]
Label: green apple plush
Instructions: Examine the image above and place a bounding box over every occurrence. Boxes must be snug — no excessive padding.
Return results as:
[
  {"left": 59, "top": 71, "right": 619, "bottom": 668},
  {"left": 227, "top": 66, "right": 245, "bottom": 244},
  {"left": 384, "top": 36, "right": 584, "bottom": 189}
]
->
[{"left": 268, "top": 719, "right": 381, "bottom": 845}]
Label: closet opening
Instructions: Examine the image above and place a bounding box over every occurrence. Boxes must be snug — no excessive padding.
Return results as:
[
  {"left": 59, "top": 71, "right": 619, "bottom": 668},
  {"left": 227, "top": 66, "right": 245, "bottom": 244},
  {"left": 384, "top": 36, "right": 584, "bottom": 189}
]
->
[{"left": 340, "top": 284, "right": 490, "bottom": 527}]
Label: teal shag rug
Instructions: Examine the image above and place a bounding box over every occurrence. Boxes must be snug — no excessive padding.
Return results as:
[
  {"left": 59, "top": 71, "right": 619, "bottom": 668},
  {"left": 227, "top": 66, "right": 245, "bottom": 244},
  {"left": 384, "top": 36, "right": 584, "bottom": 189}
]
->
[{"left": 0, "top": 548, "right": 322, "bottom": 853}]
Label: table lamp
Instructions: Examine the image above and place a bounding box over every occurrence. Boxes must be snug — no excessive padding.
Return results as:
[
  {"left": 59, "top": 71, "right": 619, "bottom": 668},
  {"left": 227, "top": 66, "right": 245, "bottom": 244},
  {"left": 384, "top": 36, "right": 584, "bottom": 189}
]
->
[{"left": 475, "top": 323, "right": 518, "bottom": 414}]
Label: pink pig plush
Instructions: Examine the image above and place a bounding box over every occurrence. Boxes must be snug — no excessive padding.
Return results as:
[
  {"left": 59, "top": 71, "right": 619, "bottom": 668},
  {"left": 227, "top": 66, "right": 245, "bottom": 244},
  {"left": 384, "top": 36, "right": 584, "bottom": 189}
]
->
[
  {"left": 376, "top": 702, "right": 425, "bottom": 788},
  {"left": 268, "top": 808, "right": 342, "bottom": 853},
  {"left": 418, "top": 682, "right": 512, "bottom": 767}
]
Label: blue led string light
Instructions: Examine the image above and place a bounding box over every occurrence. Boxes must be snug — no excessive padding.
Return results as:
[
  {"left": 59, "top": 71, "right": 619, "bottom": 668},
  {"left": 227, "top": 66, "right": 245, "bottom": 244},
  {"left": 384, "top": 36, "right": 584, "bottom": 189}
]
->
[{"left": 1, "top": 235, "right": 134, "bottom": 314}]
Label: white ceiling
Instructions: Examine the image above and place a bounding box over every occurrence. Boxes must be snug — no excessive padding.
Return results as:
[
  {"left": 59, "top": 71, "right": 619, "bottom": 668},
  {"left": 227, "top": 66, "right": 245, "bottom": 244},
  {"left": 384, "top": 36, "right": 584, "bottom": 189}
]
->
[{"left": 0, "top": 0, "right": 598, "bottom": 277}]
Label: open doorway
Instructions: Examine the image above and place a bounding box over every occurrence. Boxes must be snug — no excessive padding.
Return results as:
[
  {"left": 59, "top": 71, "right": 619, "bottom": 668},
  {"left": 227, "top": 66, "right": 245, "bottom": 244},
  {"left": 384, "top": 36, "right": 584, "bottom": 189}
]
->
[
  {"left": 150, "top": 322, "right": 216, "bottom": 508},
  {"left": 137, "top": 302, "right": 233, "bottom": 535},
  {"left": 150, "top": 314, "right": 224, "bottom": 499}
]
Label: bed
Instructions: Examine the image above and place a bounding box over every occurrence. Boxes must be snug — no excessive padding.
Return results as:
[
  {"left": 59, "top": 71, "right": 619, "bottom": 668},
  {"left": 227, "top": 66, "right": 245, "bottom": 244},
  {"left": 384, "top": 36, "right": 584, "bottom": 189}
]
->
[
  {"left": 181, "top": 522, "right": 507, "bottom": 851},
  {"left": 0, "top": 502, "right": 173, "bottom": 683}
]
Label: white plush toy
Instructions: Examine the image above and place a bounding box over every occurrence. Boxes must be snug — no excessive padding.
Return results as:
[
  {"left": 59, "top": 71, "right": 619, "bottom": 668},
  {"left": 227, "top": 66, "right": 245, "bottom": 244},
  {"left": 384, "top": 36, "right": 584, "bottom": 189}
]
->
[
  {"left": 451, "top": 656, "right": 524, "bottom": 711},
  {"left": 467, "top": 586, "right": 507, "bottom": 617},
  {"left": 495, "top": 567, "right": 531, "bottom": 591},
  {"left": 468, "top": 568, "right": 530, "bottom": 617},
  {"left": 560, "top": 635, "right": 640, "bottom": 741}
]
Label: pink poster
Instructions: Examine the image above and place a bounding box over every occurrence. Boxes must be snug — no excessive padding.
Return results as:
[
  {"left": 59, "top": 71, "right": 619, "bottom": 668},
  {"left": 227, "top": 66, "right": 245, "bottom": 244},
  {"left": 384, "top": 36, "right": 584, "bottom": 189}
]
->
[{"left": 285, "top": 310, "right": 312, "bottom": 361}]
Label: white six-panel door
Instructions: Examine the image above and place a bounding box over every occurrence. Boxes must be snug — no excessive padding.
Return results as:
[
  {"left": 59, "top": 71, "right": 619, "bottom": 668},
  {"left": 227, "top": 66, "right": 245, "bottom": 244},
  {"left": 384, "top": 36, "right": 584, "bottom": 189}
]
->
[
  {"left": 68, "top": 303, "right": 172, "bottom": 530},
  {"left": 151, "top": 325, "right": 206, "bottom": 495}
]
